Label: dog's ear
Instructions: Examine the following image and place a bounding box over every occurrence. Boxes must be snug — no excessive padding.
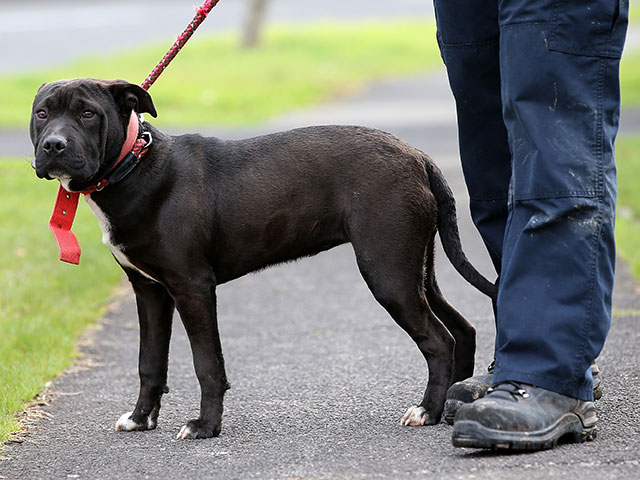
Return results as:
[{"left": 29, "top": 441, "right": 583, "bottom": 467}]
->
[
  {"left": 107, "top": 80, "right": 158, "bottom": 118},
  {"left": 36, "top": 82, "right": 49, "bottom": 94}
]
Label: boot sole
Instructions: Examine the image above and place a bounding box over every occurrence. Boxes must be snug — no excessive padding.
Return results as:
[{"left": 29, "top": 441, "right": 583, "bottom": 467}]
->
[
  {"left": 446, "top": 385, "right": 603, "bottom": 425},
  {"left": 452, "top": 414, "right": 597, "bottom": 451}
]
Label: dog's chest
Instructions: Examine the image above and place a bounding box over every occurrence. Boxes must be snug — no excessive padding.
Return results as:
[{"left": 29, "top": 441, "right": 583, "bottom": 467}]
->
[{"left": 85, "top": 196, "right": 159, "bottom": 282}]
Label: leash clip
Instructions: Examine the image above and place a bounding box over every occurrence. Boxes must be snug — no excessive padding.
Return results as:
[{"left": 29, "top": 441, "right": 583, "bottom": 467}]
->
[{"left": 140, "top": 131, "right": 153, "bottom": 149}]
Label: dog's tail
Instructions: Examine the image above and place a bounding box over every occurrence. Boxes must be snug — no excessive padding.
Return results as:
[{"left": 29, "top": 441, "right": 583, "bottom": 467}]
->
[{"left": 422, "top": 156, "right": 498, "bottom": 300}]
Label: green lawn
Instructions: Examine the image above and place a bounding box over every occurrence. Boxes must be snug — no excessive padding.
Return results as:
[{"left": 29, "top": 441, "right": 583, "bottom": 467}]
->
[
  {"left": 0, "top": 20, "right": 439, "bottom": 128},
  {"left": 621, "top": 50, "right": 640, "bottom": 106},
  {"left": 617, "top": 4, "right": 640, "bottom": 280},
  {"left": 0, "top": 161, "right": 123, "bottom": 444},
  {"left": 615, "top": 136, "right": 640, "bottom": 279}
]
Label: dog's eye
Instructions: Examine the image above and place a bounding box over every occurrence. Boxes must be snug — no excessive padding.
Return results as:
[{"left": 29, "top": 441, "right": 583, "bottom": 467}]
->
[
  {"left": 82, "top": 111, "right": 95, "bottom": 119},
  {"left": 36, "top": 110, "right": 47, "bottom": 120}
]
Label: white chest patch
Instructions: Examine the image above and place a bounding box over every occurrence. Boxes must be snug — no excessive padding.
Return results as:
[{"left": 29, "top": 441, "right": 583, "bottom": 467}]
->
[
  {"left": 85, "top": 196, "right": 160, "bottom": 283},
  {"left": 58, "top": 176, "right": 72, "bottom": 192}
]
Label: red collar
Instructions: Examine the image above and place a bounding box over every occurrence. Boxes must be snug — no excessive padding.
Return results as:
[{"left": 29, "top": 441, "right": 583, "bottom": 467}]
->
[
  {"left": 49, "top": 110, "right": 148, "bottom": 264},
  {"left": 80, "top": 110, "right": 141, "bottom": 194}
]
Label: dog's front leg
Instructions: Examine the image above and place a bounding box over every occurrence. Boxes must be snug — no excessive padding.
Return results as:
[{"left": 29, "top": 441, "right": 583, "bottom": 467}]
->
[
  {"left": 172, "top": 279, "right": 229, "bottom": 439},
  {"left": 116, "top": 272, "right": 175, "bottom": 432}
]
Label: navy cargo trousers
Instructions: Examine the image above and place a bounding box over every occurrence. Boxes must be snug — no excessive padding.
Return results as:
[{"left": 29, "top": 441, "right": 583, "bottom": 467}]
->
[{"left": 433, "top": 0, "right": 628, "bottom": 401}]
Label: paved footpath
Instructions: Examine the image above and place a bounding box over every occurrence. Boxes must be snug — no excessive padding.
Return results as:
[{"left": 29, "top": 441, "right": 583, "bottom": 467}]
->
[{"left": 1, "top": 69, "right": 640, "bottom": 479}]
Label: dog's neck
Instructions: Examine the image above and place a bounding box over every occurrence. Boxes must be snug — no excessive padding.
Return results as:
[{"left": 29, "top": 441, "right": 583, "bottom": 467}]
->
[
  {"left": 68, "top": 111, "right": 145, "bottom": 194},
  {"left": 85, "top": 122, "right": 171, "bottom": 214}
]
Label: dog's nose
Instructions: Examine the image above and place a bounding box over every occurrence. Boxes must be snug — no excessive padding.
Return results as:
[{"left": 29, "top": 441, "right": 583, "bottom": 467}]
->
[{"left": 42, "top": 135, "right": 67, "bottom": 156}]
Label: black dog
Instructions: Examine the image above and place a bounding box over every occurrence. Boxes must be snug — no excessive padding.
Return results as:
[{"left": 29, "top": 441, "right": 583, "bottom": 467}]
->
[{"left": 30, "top": 79, "right": 495, "bottom": 439}]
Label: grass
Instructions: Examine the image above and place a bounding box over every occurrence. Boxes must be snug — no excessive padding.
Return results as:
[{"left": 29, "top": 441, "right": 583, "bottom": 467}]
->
[
  {"left": 0, "top": 19, "right": 441, "bottom": 447},
  {"left": 615, "top": 136, "right": 640, "bottom": 279},
  {"left": 0, "top": 20, "right": 440, "bottom": 128},
  {"left": 0, "top": 160, "right": 123, "bottom": 444},
  {"left": 620, "top": 51, "right": 640, "bottom": 106}
]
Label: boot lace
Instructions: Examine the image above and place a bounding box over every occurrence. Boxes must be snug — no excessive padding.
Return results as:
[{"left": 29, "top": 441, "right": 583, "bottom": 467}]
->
[
  {"left": 487, "top": 359, "right": 495, "bottom": 373},
  {"left": 487, "top": 381, "right": 530, "bottom": 400}
]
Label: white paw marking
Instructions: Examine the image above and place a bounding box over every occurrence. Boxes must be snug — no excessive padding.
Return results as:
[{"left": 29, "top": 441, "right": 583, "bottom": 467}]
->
[
  {"left": 114, "top": 411, "right": 156, "bottom": 431},
  {"left": 115, "top": 411, "right": 139, "bottom": 431},
  {"left": 176, "top": 424, "right": 198, "bottom": 439},
  {"left": 400, "top": 405, "right": 427, "bottom": 426}
]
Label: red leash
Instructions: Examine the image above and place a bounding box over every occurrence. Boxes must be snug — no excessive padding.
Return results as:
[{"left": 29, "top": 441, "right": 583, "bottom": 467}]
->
[
  {"left": 142, "top": 0, "right": 221, "bottom": 91},
  {"left": 50, "top": 0, "right": 221, "bottom": 264}
]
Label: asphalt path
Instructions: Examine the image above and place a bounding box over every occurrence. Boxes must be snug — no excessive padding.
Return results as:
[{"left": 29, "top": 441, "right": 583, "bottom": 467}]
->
[{"left": 2, "top": 69, "right": 640, "bottom": 479}]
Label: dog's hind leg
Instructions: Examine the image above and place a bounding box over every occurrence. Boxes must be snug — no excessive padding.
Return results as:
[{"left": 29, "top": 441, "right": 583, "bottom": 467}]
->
[
  {"left": 116, "top": 271, "right": 175, "bottom": 432},
  {"left": 423, "top": 238, "right": 476, "bottom": 384},
  {"left": 351, "top": 225, "right": 454, "bottom": 426},
  {"left": 170, "top": 274, "right": 230, "bottom": 439}
]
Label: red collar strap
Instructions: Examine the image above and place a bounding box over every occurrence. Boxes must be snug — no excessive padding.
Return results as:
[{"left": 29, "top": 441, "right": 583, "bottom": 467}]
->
[{"left": 49, "top": 111, "right": 150, "bottom": 264}]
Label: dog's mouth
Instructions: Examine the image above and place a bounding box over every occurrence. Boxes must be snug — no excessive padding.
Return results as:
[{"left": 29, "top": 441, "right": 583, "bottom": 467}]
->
[
  {"left": 46, "top": 168, "right": 72, "bottom": 190},
  {"left": 48, "top": 168, "right": 71, "bottom": 181},
  {"left": 33, "top": 147, "right": 96, "bottom": 182},
  {"left": 32, "top": 157, "right": 76, "bottom": 189},
  {"left": 33, "top": 160, "right": 66, "bottom": 180}
]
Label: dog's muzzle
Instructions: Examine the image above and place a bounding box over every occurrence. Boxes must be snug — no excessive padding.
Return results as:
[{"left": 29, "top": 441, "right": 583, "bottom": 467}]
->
[
  {"left": 33, "top": 134, "right": 72, "bottom": 180},
  {"left": 33, "top": 155, "right": 70, "bottom": 181}
]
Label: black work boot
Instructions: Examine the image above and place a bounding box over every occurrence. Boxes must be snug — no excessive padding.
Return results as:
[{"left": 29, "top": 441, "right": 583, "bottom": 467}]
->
[
  {"left": 443, "top": 361, "right": 602, "bottom": 425},
  {"left": 443, "top": 361, "right": 495, "bottom": 425},
  {"left": 452, "top": 382, "right": 597, "bottom": 450}
]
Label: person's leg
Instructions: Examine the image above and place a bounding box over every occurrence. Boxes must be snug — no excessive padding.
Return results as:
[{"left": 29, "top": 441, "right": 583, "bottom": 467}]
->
[
  {"left": 433, "top": 0, "right": 509, "bottom": 424},
  {"left": 453, "top": 0, "right": 627, "bottom": 450},
  {"left": 433, "top": 0, "right": 510, "bottom": 275},
  {"left": 435, "top": 0, "right": 608, "bottom": 424},
  {"left": 493, "top": 0, "right": 624, "bottom": 401}
]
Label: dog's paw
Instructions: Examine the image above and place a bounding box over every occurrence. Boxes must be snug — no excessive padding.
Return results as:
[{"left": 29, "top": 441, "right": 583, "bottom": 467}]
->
[
  {"left": 176, "top": 418, "right": 221, "bottom": 440},
  {"left": 400, "top": 405, "right": 438, "bottom": 426},
  {"left": 115, "top": 411, "right": 156, "bottom": 432}
]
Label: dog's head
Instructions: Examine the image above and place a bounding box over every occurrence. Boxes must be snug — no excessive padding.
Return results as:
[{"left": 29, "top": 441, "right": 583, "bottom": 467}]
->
[{"left": 30, "top": 78, "right": 157, "bottom": 191}]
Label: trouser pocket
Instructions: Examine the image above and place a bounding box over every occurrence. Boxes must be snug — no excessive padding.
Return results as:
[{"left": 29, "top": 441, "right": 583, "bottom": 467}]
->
[{"left": 548, "top": 0, "right": 628, "bottom": 58}]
